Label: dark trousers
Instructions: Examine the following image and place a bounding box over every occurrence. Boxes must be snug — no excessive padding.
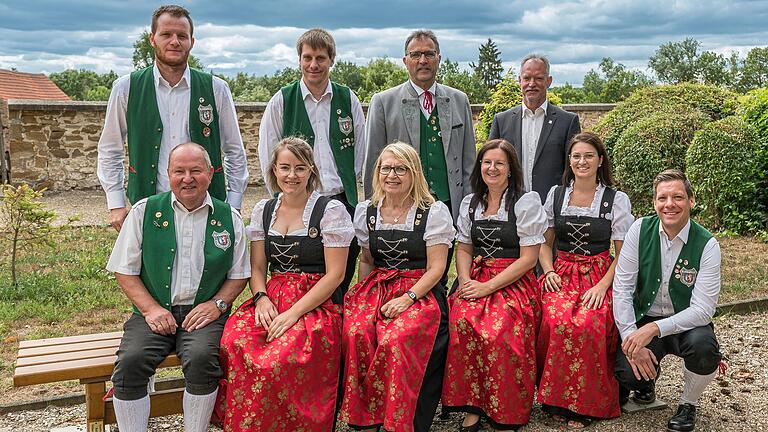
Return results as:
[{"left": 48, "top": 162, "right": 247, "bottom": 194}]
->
[
  {"left": 615, "top": 315, "right": 721, "bottom": 399},
  {"left": 111, "top": 306, "right": 227, "bottom": 400},
  {"left": 330, "top": 192, "right": 361, "bottom": 304}
]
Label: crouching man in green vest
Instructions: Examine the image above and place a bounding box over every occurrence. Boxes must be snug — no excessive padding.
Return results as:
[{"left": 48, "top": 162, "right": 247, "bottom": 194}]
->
[
  {"left": 106, "top": 143, "right": 250, "bottom": 432},
  {"left": 613, "top": 169, "right": 722, "bottom": 432}
]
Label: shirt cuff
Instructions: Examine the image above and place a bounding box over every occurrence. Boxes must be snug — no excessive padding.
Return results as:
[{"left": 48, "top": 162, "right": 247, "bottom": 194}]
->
[
  {"left": 107, "top": 266, "right": 141, "bottom": 276},
  {"left": 619, "top": 324, "right": 638, "bottom": 341},
  {"left": 519, "top": 234, "right": 545, "bottom": 246},
  {"left": 226, "top": 272, "right": 251, "bottom": 280},
  {"left": 106, "top": 191, "right": 127, "bottom": 210},
  {"left": 653, "top": 318, "right": 675, "bottom": 338},
  {"left": 226, "top": 191, "right": 244, "bottom": 210}
]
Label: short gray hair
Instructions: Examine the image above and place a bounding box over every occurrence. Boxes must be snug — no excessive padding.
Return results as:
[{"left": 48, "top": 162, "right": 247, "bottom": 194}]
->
[
  {"left": 404, "top": 30, "right": 440, "bottom": 54},
  {"left": 520, "top": 53, "right": 550, "bottom": 76},
  {"left": 168, "top": 142, "right": 212, "bottom": 170}
]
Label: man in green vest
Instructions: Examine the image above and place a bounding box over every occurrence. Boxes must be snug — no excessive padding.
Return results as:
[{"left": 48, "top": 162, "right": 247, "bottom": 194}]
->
[
  {"left": 613, "top": 169, "right": 722, "bottom": 432},
  {"left": 106, "top": 143, "right": 250, "bottom": 432},
  {"left": 258, "top": 28, "right": 365, "bottom": 298},
  {"left": 98, "top": 5, "right": 248, "bottom": 232}
]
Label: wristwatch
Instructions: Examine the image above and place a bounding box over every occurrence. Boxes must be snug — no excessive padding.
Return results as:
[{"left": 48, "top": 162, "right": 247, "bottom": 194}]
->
[
  {"left": 405, "top": 290, "right": 418, "bottom": 303},
  {"left": 213, "top": 298, "right": 228, "bottom": 313},
  {"left": 252, "top": 291, "right": 269, "bottom": 304}
]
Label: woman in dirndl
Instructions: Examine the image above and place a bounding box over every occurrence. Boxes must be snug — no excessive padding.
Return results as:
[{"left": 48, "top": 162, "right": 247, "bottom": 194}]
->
[
  {"left": 536, "top": 131, "right": 634, "bottom": 428},
  {"left": 441, "top": 139, "right": 546, "bottom": 431},
  {"left": 340, "top": 142, "right": 455, "bottom": 432},
  {"left": 217, "top": 137, "right": 353, "bottom": 431}
]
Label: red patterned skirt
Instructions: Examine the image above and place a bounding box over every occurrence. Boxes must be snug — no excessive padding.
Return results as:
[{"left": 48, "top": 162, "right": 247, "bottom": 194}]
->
[
  {"left": 536, "top": 250, "right": 620, "bottom": 418},
  {"left": 216, "top": 272, "right": 342, "bottom": 431},
  {"left": 340, "top": 267, "right": 446, "bottom": 432},
  {"left": 441, "top": 256, "right": 539, "bottom": 428}
]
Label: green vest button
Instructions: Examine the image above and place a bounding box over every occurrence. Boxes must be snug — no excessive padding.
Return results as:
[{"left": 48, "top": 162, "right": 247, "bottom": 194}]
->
[
  {"left": 151, "top": 164, "right": 155, "bottom": 169},
  {"left": 167, "top": 266, "right": 171, "bottom": 270},
  {"left": 150, "top": 180, "right": 155, "bottom": 185},
  {"left": 165, "top": 285, "right": 169, "bottom": 288},
  {"left": 647, "top": 302, "right": 651, "bottom": 306},
  {"left": 657, "top": 278, "right": 661, "bottom": 282},
  {"left": 157, "top": 128, "right": 162, "bottom": 132},
  {"left": 165, "top": 303, "right": 170, "bottom": 306},
  {"left": 170, "top": 248, "right": 175, "bottom": 253},
  {"left": 154, "top": 146, "right": 159, "bottom": 150}
]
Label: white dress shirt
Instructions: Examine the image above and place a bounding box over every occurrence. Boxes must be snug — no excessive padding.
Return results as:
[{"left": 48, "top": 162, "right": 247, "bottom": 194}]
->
[
  {"left": 543, "top": 184, "right": 635, "bottom": 241},
  {"left": 456, "top": 191, "right": 547, "bottom": 246},
  {"left": 520, "top": 100, "right": 548, "bottom": 192},
  {"left": 409, "top": 80, "right": 438, "bottom": 119},
  {"left": 258, "top": 79, "right": 366, "bottom": 196},
  {"left": 353, "top": 200, "right": 456, "bottom": 249},
  {"left": 97, "top": 65, "right": 249, "bottom": 210},
  {"left": 106, "top": 192, "right": 251, "bottom": 306},
  {"left": 613, "top": 218, "right": 721, "bottom": 340}
]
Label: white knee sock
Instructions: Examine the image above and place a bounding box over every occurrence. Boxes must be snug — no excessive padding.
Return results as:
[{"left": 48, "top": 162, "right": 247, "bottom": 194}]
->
[
  {"left": 183, "top": 389, "right": 218, "bottom": 432},
  {"left": 112, "top": 394, "right": 150, "bottom": 432},
  {"left": 680, "top": 363, "right": 717, "bottom": 406}
]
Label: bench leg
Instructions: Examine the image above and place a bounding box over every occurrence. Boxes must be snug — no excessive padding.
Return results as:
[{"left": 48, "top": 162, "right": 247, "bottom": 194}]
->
[{"left": 85, "top": 382, "right": 106, "bottom": 432}]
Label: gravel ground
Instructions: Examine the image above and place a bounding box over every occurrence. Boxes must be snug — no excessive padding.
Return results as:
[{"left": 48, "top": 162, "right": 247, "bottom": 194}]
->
[{"left": 1, "top": 310, "right": 765, "bottom": 431}]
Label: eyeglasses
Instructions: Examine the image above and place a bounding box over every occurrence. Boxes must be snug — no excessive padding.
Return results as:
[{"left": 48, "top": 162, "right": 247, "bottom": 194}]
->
[
  {"left": 275, "top": 165, "right": 310, "bottom": 177},
  {"left": 569, "top": 153, "right": 597, "bottom": 162},
  {"left": 379, "top": 165, "right": 409, "bottom": 176},
  {"left": 407, "top": 50, "right": 438, "bottom": 60},
  {"left": 481, "top": 160, "right": 507, "bottom": 169}
]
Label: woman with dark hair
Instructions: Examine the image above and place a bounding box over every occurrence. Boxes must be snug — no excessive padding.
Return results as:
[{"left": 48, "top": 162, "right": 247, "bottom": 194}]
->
[
  {"left": 217, "top": 137, "right": 353, "bottom": 431},
  {"left": 441, "top": 139, "right": 546, "bottom": 431},
  {"left": 340, "top": 142, "right": 454, "bottom": 432},
  {"left": 536, "top": 131, "right": 634, "bottom": 428}
]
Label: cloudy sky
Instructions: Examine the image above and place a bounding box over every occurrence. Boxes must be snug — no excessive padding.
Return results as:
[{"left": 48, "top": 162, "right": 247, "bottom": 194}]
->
[{"left": 1, "top": 0, "right": 766, "bottom": 86}]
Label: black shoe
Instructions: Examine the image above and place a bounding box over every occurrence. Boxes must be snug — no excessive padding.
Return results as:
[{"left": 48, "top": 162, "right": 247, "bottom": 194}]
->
[
  {"left": 459, "top": 420, "right": 481, "bottom": 432},
  {"left": 667, "top": 403, "right": 696, "bottom": 431},
  {"left": 633, "top": 386, "right": 656, "bottom": 404}
]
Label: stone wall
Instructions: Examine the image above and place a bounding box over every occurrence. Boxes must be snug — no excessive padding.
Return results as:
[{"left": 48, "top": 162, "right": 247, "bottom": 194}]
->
[{"left": 4, "top": 100, "right": 614, "bottom": 191}]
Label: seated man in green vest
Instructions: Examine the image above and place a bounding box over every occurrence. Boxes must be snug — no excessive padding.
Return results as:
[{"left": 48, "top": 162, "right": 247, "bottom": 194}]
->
[
  {"left": 106, "top": 143, "right": 250, "bottom": 432},
  {"left": 98, "top": 4, "right": 249, "bottom": 232},
  {"left": 613, "top": 169, "right": 722, "bottom": 432},
  {"left": 258, "top": 28, "right": 365, "bottom": 300}
]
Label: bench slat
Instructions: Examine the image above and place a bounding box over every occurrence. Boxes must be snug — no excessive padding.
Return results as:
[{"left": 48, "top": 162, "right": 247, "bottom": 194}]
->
[
  {"left": 18, "top": 339, "right": 120, "bottom": 358},
  {"left": 18, "top": 332, "right": 124, "bottom": 349},
  {"left": 14, "top": 354, "right": 181, "bottom": 386},
  {"left": 16, "top": 347, "right": 118, "bottom": 367}
]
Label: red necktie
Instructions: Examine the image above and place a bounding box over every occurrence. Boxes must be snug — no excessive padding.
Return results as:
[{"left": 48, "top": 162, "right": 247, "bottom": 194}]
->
[{"left": 423, "top": 90, "right": 433, "bottom": 114}]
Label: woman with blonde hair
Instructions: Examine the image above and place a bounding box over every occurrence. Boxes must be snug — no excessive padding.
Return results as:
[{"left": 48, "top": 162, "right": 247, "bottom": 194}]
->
[
  {"left": 340, "top": 142, "right": 455, "bottom": 432},
  {"left": 217, "top": 137, "right": 353, "bottom": 431}
]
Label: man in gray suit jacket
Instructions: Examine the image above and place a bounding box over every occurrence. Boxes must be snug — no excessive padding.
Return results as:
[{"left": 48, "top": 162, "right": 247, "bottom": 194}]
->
[
  {"left": 363, "top": 29, "right": 476, "bottom": 220},
  {"left": 489, "top": 54, "right": 581, "bottom": 203}
]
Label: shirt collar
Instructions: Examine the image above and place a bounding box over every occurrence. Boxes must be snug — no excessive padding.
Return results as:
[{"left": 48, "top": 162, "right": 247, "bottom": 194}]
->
[
  {"left": 658, "top": 218, "right": 691, "bottom": 244},
  {"left": 300, "top": 78, "right": 333, "bottom": 102},
  {"left": 170, "top": 191, "right": 214, "bottom": 214},
  {"left": 409, "top": 80, "right": 437, "bottom": 97},
  {"left": 523, "top": 99, "right": 548, "bottom": 116},
  {"left": 153, "top": 64, "right": 191, "bottom": 89}
]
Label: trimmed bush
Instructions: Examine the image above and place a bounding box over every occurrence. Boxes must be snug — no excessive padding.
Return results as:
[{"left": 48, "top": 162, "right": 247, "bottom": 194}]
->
[
  {"left": 739, "top": 88, "right": 768, "bottom": 227},
  {"left": 613, "top": 110, "right": 709, "bottom": 216},
  {"left": 687, "top": 116, "right": 766, "bottom": 233},
  {"left": 594, "top": 83, "right": 738, "bottom": 153}
]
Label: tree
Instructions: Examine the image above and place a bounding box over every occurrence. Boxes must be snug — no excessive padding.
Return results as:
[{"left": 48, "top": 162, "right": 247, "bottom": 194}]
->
[
  {"left": 696, "top": 51, "right": 730, "bottom": 86},
  {"left": 438, "top": 59, "right": 489, "bottom": 103},
  {"left": 357, "top": 59, "right": 408, "bottom": 102},
  {"left": 551, "top": 83, "right": 586, "bottom": 104},
  {"left": 331, "top": 61, "right": 364, "bottom": 93},
  {"left": 576, "top": 58, "right": 653, "bottom": 103},
  {"left": 470, "top": 38, "right": 503, "bottom": 89},
  {"left": 131, "top": 30, "right": 204, "bottom": 70},
  {"left": 649, "top": 38, "right": 701, "bottom": 84},
  {"left": 739, "top": 47, "right": 768, "bottom": 91},
  {"left": 49, "top": 69, "right": 118, "bottom": 101}
]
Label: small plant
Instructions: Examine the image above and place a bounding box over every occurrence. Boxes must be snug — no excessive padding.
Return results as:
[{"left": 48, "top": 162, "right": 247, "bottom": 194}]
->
[{"left": 0, "top": 184, "right": 57, "bottom": 286}]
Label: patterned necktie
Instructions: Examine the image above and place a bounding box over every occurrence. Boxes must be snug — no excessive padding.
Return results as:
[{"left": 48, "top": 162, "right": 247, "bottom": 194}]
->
[{"left": 423, "top": 90, "right": 433, "bottom": 115}]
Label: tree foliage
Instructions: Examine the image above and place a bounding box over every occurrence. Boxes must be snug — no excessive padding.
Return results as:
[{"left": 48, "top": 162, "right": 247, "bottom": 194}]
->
[
  {"left": 470, "top": 38, "right": 503, "bottom": 89},
  {"left": 556, "top": 57, "right": 653, "bottom": 103},
  {"left": 48, "top": 69, "right": 117, "bottom": 101},
  {"left": 648, "top": 38, "right": 701, "bottom": 84},
  {"left": 439, "top": 59, "right": 489, "bottom": 103}
]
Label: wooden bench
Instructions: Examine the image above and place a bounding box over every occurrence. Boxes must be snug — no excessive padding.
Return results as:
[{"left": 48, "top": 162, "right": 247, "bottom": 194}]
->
[{"left": 14, "top": 331, "right": 183, "bottom": 432}]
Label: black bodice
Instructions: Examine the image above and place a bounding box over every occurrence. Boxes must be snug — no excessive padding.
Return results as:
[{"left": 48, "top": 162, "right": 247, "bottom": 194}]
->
[
  {"left": 263, "top": 195, "right": 331, "bottom": 274},
  {"left": 553, "top": 186, "right": 616, "bottom": 255},
  {"left": 468, "top": 194, "right": 521, "bottom": 259},
  {"left": 367, "top": 205, "right": 430, "bottom": 270}
]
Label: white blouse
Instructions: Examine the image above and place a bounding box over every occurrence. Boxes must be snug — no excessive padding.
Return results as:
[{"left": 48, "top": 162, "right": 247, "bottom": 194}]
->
[
  {"left": 246, "top": 191, "right": 354, "bottom": 247},
  {"left": 543, "top": 184, "right": 634, "bottom": 241},
  {"left": 456, "top": 191, "right": 547, "bottom": 246},
  {"left": 353, "top": 199, "right": 456, "bottom": 249}
]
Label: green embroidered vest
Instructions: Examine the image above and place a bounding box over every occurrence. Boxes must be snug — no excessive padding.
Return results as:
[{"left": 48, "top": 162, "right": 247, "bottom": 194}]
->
[
  {"left": 633, "top": 215, "right": 714, "bottom": 321},
  {"left": 281, "top": 80, "right": 358, "bottom": 205},
  {"left": 137, "top": 191, "right": 234, "bottom": 315},
  {"left": 419, "top": 105, "right": 450, "bottom": 202},
  {"left": 126, "top": 67, "right": 226, "bottom": 204}
]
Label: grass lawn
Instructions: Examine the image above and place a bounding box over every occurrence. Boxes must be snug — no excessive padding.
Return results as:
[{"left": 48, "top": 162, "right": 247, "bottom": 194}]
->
[{"left": 0, "top": 226, "right": 766, "bottom": 401}]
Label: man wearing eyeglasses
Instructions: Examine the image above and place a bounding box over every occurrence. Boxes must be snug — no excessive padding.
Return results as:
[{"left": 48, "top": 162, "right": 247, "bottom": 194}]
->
[
  {"left": 363, "top": 29, "right": 476, "bottom": 223},
  {"left": 488, "top": 54, "right": 581, "bottom": 203}
]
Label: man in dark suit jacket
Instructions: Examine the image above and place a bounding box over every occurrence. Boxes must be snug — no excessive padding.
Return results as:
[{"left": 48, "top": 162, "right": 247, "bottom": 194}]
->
[{"left": 489, "top": 54, "right": 580, "bottom": 203}]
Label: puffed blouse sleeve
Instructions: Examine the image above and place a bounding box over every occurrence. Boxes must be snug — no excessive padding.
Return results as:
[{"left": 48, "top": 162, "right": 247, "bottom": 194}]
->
[
  {"left": 543, "top": 186, "right": 558, "bottom": 228},
  {"left": 353, "top": 200, "right": 371, "bottom": 249},
  {"left": 245, "top": 199, "right": 270, "bottom": 241},
  {"left": 456, "top": 194, "right": 474, "bottom": 244},
  {"left": 424, "top": 200, "right": 457, "bottom": 247},
  {"left": 320, "top": 199, "right": 355, "bottom": 247},
  {"left": 514, "top": 191, "right": 547, "bottom": 246},
  {"left": 611, "top": 190, "right": 634, "bottom": 241}
]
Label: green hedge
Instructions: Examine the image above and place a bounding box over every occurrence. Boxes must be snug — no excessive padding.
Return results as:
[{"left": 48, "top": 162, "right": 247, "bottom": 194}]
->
[
  {"left": 612, "top": 110, "right": 709, "bottom": 216},
  {"left": 739, "top": 88, "right": 768, "bottom": 228},
  {"left": 687, "top": 116, "right": 767, "bottom": 233},
  {"left": 594, "top": 83, "right": 738, "bottom": 154}
]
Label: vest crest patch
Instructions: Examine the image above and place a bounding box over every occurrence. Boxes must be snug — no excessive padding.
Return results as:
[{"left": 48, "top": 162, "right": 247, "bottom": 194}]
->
[
  {"left": 338, "top": 115, "right": 353, "bottom": 135},
  {"left": 675, "top": 264, "right": 698, "bottom": 287},
  {"left": 198, "top": 103, "right": 214, "bottom": 126},
  {"left": 212, "top": 230, "right": 231, "bottom": 250}
]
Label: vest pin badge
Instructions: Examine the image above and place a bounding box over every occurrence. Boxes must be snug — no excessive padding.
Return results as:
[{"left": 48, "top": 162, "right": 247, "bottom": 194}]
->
[
  {"left": 338, "top": 115, "right": 353, "bottom": 136},
  {"left": 309, "top": 227, "right": 319, "bottom": 238},
  {"left": 162, "top": 221, "right": 169, "bottom": 227},
  {"left": 199, "top": 97, "right": 205, "bottom": 103},
  {"left": 211, "top": 219, "right": 217, "bottom": 225},
  {"left": 198, "top": 103, "right": 214, "bottom": 126},
  {"left": 679, "top": 266, "right": 698, "bottom": 287},
  {"left": 212, "top": 230, "right": 231, "bottom": 250},
  {"left": 203, "top": 127, "right": 211, "bottom": 138},
  {"left": 155, "top": 211, "right": 162, "bottom": 218},
  {"left": 336, "top": 108, "right": 342, "bottom": 115}
]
